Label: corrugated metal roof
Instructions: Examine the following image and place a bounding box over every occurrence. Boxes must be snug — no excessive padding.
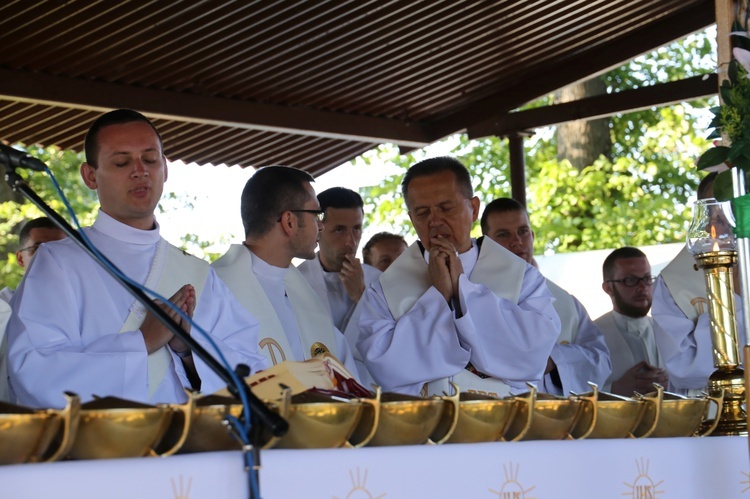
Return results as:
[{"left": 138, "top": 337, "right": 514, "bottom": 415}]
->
[{"left": 0, "top": 0, "right": 715, "bottom": 175}]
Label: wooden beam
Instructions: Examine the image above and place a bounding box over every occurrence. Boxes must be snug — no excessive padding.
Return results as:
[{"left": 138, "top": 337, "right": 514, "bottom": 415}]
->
[
  {"left": 467, "top": 74, "right": 718, "bottom": 139},
  {"left": 428, "top": 0, "right": 715, "bottom": 139},
  {"left": 0, "top": 68, "right": 431, "bottom": 149}
]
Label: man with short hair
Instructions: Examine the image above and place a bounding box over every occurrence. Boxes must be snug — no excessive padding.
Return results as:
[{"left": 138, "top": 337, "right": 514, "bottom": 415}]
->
[
  {"left": 355, "top": 157, "right": 560, "bottom": 396},
  {"left": 595, "top": 247, "right": 669, "bottom": 395},
  {"left": 362, "top": 232, "right": 408, "bottom": 272},
  {"left": 298, "top": 187, "right": 380, "bottom": 332},
  {"left": 481, "top": 198, "right": 610, "bottom": 396},
  {"left": 213, "top": 167, "right": 360, "bottom": 378},
  {"left": 0, "top": 217, "right": 66, "bottom": 401},
  {"left": 0, "top": 217, "right": 66, "bottom": 302},
  {"left": 7, "top": 109, "right": 267, "bottom": 409}
]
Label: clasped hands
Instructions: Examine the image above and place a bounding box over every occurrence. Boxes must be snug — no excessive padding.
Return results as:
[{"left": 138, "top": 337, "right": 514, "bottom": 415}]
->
[
  {"left": 612, "top": 361, "right": 669, "bottom": 396},
  {"left": 427, "top": 236, "right": 463, "bottom": 303},
  {"left": 140, "top": 284, "right": 195, "bottom": 356}
]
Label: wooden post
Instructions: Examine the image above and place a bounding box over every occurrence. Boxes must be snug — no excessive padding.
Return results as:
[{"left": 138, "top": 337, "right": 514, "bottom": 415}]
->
[
  {"left": 507, "top": 132, "right": 533, "bottom": 206},
  {"left": 716, "top": 0, "right": 735, "bottom": 86}
]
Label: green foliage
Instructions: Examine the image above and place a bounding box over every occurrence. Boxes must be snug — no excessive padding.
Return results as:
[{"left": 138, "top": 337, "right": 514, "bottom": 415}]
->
[
  {"left": 0, "top": 146, "right": 99, "bottom": 289},
  {"left": 698, "top": 60, "right": 750, "bottom": 172},
  {"left": 360, "top": 30, "right": 714, "bottom": 256}
]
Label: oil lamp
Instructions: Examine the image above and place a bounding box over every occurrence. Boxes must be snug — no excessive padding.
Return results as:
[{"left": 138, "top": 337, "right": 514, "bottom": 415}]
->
[{"left": 687, "top": 197, "right": 747, "bottom": 436}]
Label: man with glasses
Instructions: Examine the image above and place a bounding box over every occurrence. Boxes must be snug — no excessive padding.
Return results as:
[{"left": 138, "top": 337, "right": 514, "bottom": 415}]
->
[
  {"left": 0, "top": 217, "right": 66, "bottom": 302},
  {"left": 481, "top": 198, "right": 610, "bottom": 396},
  {"left": 595, "top": 247, "right": 668, "bottom": 396},
  {"left": 213, "top": 166, "right": 360, "bottom": 379},
  {"left": 354, "top": 157, "right": 560, "bottom": 397},
  {"left": 0, "top": 217, "right": 66, "bottom": 401}
]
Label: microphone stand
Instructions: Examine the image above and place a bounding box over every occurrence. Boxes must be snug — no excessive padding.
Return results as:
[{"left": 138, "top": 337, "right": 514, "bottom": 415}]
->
[{"left": 3, "top": 166, "right": 287, "bottom": 498}]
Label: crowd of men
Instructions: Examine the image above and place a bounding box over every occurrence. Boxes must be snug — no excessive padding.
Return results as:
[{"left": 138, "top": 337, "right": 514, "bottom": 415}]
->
[{"left": 0, "top": 109, "right": 724, "bottom": 409}]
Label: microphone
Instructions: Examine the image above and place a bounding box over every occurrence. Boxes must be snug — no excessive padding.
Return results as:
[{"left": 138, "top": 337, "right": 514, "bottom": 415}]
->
[{"left": 0, "top": 144, "right": 47, "bottom": 172}]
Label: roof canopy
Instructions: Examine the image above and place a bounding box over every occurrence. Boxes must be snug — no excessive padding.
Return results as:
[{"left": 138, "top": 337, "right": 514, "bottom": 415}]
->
[{"left": 0, "top": 0, "right": 716, "bottom": 175}]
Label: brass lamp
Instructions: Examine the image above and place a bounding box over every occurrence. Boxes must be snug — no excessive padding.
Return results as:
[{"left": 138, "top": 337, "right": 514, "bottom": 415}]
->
[{"left": 687, "top": 198, "right": 747, "bottom": 436}]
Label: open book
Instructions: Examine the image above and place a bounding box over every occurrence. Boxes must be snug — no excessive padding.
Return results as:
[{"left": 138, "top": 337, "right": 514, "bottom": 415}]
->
[{"left": 214, "top": 354, "right": 372, "bottom": 401}]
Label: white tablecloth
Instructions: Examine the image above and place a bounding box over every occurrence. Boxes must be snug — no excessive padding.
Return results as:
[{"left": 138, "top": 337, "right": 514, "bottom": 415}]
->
[{"left": 1, "top": 436, "right": 748, "bottom": 498}]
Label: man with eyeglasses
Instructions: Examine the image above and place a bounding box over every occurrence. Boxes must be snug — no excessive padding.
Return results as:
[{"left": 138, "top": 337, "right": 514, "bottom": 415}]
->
[
  {"left": 595, "top": 247, "right": 669, "bottom": 396},
  {"left": 0, "top": 217, "right": 66, "bottom": 401},
  {"left": 353, "top": 157, "right": 560, "bottom": 397},
  {"left": 212, "top": 166, "right": 361, "bottom": 379},
  {"left": 0, "top": 217, "right": 66, "bottom": 303},
  {"left": 481, "top": 198, "right": 611, "bottom": 396}
]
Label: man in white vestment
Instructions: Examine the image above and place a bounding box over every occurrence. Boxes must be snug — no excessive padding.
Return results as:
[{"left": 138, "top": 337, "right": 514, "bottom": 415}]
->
[
  {"left": 362, "top": 232, "right": 408, "bottom": 272},
  {"left": 213, "top": 166, "right": 361, "bottom": 380},
  {"left": 595, "top": 247, "right": 669, "bottom": 395},
  {"left": 651, "top": 172, "right": 736, "bottom": 394},
  {"left": 7, "top": 109, "right": 267, "bottom": 409},
  {"left": 0, "top": 217, "right": 66, "bottom": 401},
  {"left": 298, "top": 187, "right": 381, "bottom": 332},
  {"left": 480, "top": 198, "right": 611, "bottom": 396},
  {"left": 354, "top": 157, "right": 560, "bottom": 397}
]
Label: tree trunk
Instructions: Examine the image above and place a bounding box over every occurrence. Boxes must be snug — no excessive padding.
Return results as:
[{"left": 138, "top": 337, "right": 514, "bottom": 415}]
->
[{"left": 554, "top": 77, "right": 612, "bottom": 171}]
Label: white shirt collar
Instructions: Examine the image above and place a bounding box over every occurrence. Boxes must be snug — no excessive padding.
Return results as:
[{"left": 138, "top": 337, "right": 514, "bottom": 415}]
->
[{"left": 92, "top": 210, "right": 161, "bottom": 245}]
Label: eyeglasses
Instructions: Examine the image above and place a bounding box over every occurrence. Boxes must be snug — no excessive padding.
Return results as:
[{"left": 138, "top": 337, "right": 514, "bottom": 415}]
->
[
  {"left": 278, "top": 209, "right": 325, "bottom": 222},
  {"left": 17, "top": 243, "right": 41, "bottom": 254},
  {"left": 606, "top": 275, "right": 657, "bottom": 287}
]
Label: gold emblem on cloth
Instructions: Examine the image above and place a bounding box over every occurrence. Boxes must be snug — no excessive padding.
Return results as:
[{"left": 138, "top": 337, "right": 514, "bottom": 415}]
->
[
  {"left": 259, "top": 338, "right": 286, "bottom": 365},
  {"left": 311, "top": 342, "right": 330, "bottom": 357}
]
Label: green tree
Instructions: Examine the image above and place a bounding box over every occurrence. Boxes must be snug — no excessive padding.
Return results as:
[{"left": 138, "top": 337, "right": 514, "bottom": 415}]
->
[
  {"left": 0, "top": 146, "right": 99, "bottom": 289},
  {"left": 361, "top": 29, "right": 716, "bottom": 256}
]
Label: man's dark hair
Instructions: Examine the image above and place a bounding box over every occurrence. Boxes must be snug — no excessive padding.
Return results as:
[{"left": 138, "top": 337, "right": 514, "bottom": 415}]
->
[
  {"left": 480, "top": 197, "right": 527, "bottom": 234},
  {"left": 18, "top": 217, "right": 58, "bottom": 249},
  {"left": 401, "top": 157, "right": 473, "bottom": 208},
  {"left": 241, "top": 165, "right": 315, "bottom": 237},
  {"left": 697, "top": 171, "right": 718, "bottom": 200},
  {"left": 318, "top": 187, "right": 363, "bottom": 221},
  {"left": 362, "top": 232, "right": 407, "bottom": 265},
  {"left": 602, "top": 246, "right": 648, "bottom": 280},
  {"left": 84, "top": 109, "right": 163, "bottom": 168}
]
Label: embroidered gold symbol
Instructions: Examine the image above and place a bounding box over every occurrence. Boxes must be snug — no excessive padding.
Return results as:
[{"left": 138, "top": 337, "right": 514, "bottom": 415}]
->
[
  {"left": 490, "top": 462, "right": 536, "bottom": 498},
  {"left": 691, "top": 297, "right": 708, "bottom": 316},
  {"left": 333, "top": 467, "right": 386, "bottom": 499},
  {"left": 311, "top": 342, "right": 330, "bottom": 357},
  {"left": 171, "top": 475, "right": 192, "bottom": 499},
  {"left": 623, "top": 458, "right": 664, "bottom": 497},
  {"left": 741, "top": 470, "right": 750, "bottom": 493},
  {"left": 259, "top": 338, "right": 286, "bottom": 365}
]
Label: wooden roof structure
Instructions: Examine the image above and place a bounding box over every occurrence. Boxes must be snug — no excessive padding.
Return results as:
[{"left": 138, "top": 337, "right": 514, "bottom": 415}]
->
[{"left": 0, "top": 0, "right": 717, "bottom": 176}]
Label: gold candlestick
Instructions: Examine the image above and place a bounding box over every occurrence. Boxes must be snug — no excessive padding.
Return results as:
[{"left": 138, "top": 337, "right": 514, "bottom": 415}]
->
[{"left": 689, "top": 198, "right": 747, "bottom": 436}]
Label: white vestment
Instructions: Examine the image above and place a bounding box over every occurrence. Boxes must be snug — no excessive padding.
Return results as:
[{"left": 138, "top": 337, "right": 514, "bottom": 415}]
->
[
  {"left": 212, "top": 244, "right": 360, "bottom": 380},
  {"left": 7, "top": 211, "right": 267, "bottom": 409},
  {"left": 354, "top": 237, "right": 560, "bottom": 396},
  {"left": 297, "top": 254, "right": 381, "bottom": 331},
  {"left": 651, "top": 245, "right": 742, "bottom": 393},
  {"left": 541, "top": 279, "right": 610, "bottom": 396},
  {"left": 0, "top": 290, "right": 12, "bottom": 401},
  {"left": 594, "top": 310, "right": 665, "bottom": 391}
]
